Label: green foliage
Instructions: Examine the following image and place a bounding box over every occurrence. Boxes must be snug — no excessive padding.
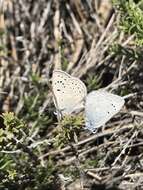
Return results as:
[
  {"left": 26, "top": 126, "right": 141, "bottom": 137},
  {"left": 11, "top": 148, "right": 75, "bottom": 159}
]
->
[
  {"left": 22, "top": 92, "right": 53, "bottom": 136},
  {"left": 58, "top": 39, "right": 69, "bottom": 71},
  {"left": 113, "top": 0, "right": 143, "bottom": 45},
  {"left": 110, "top": 43, "right": 143, "bottom": 60},
  {"left": 84, "top": 158, "right": 99, "bottom": 168},
  {"left": 0, "top": 28, "right": 7, "bottom": 53},
  {"left": 0, "top": 112, "right": 26, "bottom": 145},
  {"left": 30, "top": 73, "right": 42, "bottom": 87},
  {"left": 0, "top": 112, "right": 86, "bottom": 189},
  {"left": 85, "top": 74, "right": 101, "bottom": 92},
  {"left": 62, "top": 165, "right": 80, "bottom": 179},
  {"left": 0, "top": 154, "right": 57, "bottom": 189},
  {"left": 54, "top": 114, "right": 84, "bottom": 148},
  {"left": 23, "top": 94, "right": 47, "bottom": 120},
  {"left": 2, "top": 112, "right": 25, "bottom": 130},
  {"left": 24, "top": 158, "right": 57, "bottom": 190},
  {"left": 61, "top": 50, "right": 69, "bottom": 71},
  {"left": 119, "top": 87, "right": 133, "bottom": 96},
  {"left": 0, "top": 44, "right": 6, "bottom": 52},
  {"left": 0, "top": 112, "right": 57, "bottom": 189},
  {"left": 0, "top": 28, "right": 5, "bottom": 36},
  {"left": 0, "top": 154, "right": 17, "bottom": 188},
  {"left": 19, "top": 72, "right": 54, "bottom": 132}
]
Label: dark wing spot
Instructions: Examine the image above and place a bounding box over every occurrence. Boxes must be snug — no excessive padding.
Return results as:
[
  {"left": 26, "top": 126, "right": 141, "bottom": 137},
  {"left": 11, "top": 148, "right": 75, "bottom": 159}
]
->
[
  {"left": 107, "top": 111, "right": 110, "bottom": 114},
  {"left": 57, "top": 89, "right": 60, "bottom": 91},
  {"left": 111, "top": 103, "right": 116, "bottom": 110}
]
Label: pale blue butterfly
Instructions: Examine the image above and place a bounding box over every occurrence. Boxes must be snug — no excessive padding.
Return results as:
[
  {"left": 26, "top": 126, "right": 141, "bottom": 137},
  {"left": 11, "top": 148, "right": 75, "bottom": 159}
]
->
[{"left": 85, "top": 90, "right": 125, "bottom": 133}]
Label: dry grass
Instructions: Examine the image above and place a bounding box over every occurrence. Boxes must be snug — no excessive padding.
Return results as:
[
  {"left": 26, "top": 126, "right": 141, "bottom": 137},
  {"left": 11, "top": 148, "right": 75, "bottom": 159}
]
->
[{"left": 0, "top": 0, "right": 143, "bottom": 189}]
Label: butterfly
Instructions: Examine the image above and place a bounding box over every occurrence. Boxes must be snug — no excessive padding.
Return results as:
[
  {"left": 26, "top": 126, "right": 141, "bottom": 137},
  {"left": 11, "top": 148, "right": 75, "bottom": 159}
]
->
[
  {"left": 52, "top": 70, "right": 87, "bottom": 115},
  {"left": 85, "top": 90, "right": 125, "bottom": 133},
  {"left": 52, "top": 70, "right": 125, "bottom": 132}
]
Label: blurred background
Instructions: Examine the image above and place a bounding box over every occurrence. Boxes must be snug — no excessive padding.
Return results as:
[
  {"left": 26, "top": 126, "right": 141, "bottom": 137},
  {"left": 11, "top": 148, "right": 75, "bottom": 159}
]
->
[{"left": 0, "top": 0, "right": 143, "bottom": 189}]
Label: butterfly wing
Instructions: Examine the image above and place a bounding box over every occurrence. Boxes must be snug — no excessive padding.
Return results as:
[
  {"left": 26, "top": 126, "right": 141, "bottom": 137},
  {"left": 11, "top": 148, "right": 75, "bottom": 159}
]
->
[
  {"left": 52, "top": 70, "right": 87, "bottom": 115},
  {"left": 85, "top": 90, "right": 125, "bottom": 132}
]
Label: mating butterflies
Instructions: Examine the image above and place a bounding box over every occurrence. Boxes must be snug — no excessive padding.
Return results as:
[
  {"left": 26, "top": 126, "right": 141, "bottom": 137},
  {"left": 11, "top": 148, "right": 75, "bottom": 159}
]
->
[{"left": 52, "top": 70, "right": 125, "bottom": 132}]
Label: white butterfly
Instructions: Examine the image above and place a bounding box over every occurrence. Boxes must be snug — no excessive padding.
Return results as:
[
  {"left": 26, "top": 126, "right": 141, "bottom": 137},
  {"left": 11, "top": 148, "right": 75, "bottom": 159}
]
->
[
  {"left": 52, "top": 70, "right": 87, "bottom": 115},
  {"left": 52, "top": 70, "right": 125, "bottom": 132}
]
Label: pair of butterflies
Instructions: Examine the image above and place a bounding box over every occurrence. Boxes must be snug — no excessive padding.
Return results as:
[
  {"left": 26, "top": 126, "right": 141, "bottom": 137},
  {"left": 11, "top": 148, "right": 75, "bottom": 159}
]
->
[{"left": 52, "top": 70, "right": 125, "bottom": 133}]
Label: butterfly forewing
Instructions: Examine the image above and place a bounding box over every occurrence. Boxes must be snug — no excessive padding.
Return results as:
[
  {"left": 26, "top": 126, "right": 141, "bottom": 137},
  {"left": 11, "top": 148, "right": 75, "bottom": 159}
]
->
[
  {"left": 52, "top": 70, "right": 87, "bottom": 115},
  {"left": 85, "top": 90, "right": 125, "bottom": 132}
]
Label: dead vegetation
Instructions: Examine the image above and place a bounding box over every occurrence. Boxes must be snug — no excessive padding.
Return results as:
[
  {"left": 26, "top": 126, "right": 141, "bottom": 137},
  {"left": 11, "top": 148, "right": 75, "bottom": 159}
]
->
[{"left": 0, "top": 0, "right": 143, "bottom": 189}]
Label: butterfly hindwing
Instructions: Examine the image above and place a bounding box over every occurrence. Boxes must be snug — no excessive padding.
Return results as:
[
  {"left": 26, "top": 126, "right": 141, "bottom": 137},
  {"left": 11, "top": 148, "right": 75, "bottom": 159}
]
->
[{"left": 85, "top": 90, "right": 125, "bottom": 132}]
